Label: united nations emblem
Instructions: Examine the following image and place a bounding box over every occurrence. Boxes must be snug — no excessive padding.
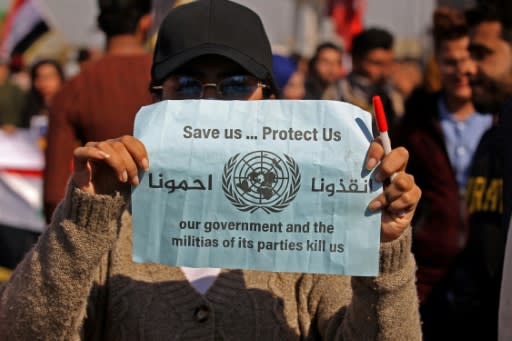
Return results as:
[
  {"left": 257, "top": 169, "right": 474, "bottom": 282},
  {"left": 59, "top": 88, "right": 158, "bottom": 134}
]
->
[{"left": 222, "top": 151, "right": 301, "bottom": 213}]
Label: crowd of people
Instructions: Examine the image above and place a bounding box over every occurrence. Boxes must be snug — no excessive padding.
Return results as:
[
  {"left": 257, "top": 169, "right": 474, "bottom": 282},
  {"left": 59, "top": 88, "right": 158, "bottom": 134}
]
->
[{"left": 0, "top": 0, "right": 511, "bottom": 340}]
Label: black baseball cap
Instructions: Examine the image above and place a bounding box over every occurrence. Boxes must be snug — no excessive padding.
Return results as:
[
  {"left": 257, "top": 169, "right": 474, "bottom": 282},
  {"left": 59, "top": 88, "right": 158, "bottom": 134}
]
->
[{"left": 151, "top": 0, "right": 277, "bottom": 94}]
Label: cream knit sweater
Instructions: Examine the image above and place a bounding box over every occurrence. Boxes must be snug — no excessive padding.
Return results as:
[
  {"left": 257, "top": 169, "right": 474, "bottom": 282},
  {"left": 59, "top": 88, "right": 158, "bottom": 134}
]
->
[{"left": 0, "top": 185, "right": 421, "bottom": 340}]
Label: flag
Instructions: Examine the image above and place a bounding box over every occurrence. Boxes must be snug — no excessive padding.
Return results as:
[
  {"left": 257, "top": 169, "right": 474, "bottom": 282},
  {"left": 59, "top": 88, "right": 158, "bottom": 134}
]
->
[
  {"left": 0, "top": 0, "right": 48, "bottom": 59},
  {"left": 327, "top": 0, "right": 365, "bottom": 51}
]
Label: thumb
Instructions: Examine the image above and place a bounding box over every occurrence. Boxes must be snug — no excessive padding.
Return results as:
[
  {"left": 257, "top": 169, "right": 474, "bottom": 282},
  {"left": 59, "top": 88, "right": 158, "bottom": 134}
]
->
[
  {"left": 72, "top": 158, "right": 94, "bottom": 192},
  {"left": 72, "top": 145, "right": 110, "bottom": 193}
]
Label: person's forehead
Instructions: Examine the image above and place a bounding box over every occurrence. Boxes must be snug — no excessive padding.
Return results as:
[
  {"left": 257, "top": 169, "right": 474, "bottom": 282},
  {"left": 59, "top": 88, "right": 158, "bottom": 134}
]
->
[
  {"left": 439, "top": 37, "right": 470, "bottom": 54},
  {"left": 318, "top": 48, "right": 341, "bottom": 59},
  {"left": 37, "top": 64, "right": 58, "bottom": 73},
  {"left": 365, "top": 48, "right": 394, "bottom": 60},
  {"left": 470, "top": 21, "right": 504, "bottom": 45}
]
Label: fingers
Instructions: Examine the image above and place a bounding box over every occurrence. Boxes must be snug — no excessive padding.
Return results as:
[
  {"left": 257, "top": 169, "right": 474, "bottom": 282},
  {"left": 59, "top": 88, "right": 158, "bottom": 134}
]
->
[
  {"left": 72, "top": 143, "right": 110, "bottom": 191},
  {"left": 369, "top": 172, "right": 421, "bottom": 215},
  {"left": 73, "top": 142, "right": 110, "bottom": 170},
  {"left": 115, "top": 143, "right": 139, "bottom": 184},
  {"left": 96, "top": 140, "right": 137, "bottom": 184},
  {"left": 366, "top": 142, "right": 419, "bottom": 242},
  {"left": 97, "top": 136, "right": 148, "bottom": 185},
  {"left": 119, "top": 135, "right": 149, "bottom": 171},
  {"left": 367, "top": 142, "right": 415, "bottom": 213},
  {"left": 72, "top": 136, "right": 148, "bottom": 189},
  {"left": 366, "top": 137, "right": 409, "bottom": 177},
  {"left": 366, "top": 138, "right": 384, "bottom": 170},
  {"left": 373, "top": 147, "right": 409, "bottom": 182}
]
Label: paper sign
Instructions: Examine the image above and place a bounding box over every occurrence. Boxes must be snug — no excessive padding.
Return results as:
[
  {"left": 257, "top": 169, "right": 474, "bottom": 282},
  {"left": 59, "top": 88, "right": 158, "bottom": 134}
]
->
[{"left": 132, "top": 100, "right": 382, "bottom": 276}]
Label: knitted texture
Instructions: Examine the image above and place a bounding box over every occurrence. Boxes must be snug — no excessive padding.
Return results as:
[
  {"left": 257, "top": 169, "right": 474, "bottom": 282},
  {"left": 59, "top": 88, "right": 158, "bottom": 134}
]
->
[{"left": 0, "top": 185, "right": 421, "bottom": 340}]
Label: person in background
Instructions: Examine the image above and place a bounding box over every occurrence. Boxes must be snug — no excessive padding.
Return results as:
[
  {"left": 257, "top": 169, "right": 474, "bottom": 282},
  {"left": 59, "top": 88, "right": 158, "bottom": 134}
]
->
[
  {"left": 43, "top": 0, "right": 153, "bottom": 223},
  {"left": 272, "top": 54, "right": 305, "bottom": 99},
  {"left": 339, "top": 28, "right": 403, "bottom": 127},
  {"left": 423, "top": 56, "right": 443, "bottom": 93},
  {"left": 394, "top": 7, "right": 493, "bottom": 341},
  {"left": 444, "top": 3, "right": 512, "bottom": 340},
  {"left": 0, "top": 60, "right": 65, "bottom": 273},
  {"left": 390, "top": 58, "right": 424, "bottom": 103},
  {"left": 21, "top": 59, "right": 65, "bottom": 130},
  {"left": 289, "top": 52, "right": 309, "bottom": 75},
  {"left": 304, "top": 42, "right": 343, "bottom": 100},
  {"left": 0, "top": 1, "right": 422, "bottom": 339},
  {"left": 9, "top": 54, "right": 31, "bottom": 92},
  {"left": 0, "top": 58, "right": 26, "bottom": 133},
  {"left": 499, "top": 1, "right": 512, "bottom": 335},
  {"left": 76, "top": 47, "right": 103, "bottom": 67}
]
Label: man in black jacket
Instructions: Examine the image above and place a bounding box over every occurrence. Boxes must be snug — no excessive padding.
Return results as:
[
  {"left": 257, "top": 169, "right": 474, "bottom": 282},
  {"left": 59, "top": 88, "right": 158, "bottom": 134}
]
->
[{"left": 450, "top": 4, "right": 512, "bottom": 340}]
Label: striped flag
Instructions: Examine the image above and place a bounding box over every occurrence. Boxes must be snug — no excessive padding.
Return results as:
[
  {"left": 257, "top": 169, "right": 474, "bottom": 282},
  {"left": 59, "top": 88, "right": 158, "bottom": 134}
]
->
[{"left": 0, "top": 0, "right": 48, "bottom": 59}]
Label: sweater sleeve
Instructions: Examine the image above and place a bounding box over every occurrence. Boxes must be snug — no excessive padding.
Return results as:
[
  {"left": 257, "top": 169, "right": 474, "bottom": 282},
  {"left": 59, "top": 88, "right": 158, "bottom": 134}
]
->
[
  {"left": 309, "top": 227, "right": 421, "bottom": 341},
  {"left": 0, "top": 184, "right": 126, "bottom": 340}
]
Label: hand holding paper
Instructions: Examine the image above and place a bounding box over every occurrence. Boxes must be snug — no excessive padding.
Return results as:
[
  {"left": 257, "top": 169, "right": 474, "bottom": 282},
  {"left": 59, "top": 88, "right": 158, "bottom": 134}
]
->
[
  {"left": 367, "top": 95, "right": 421, "bottom": 242},
  {"left": 72, "top": 136, "right": 149, "bottom": 195},
  {"left": 128, "top": 100, "right": 420, "bottom": 275},
  {"left": 367, "top": 142, "right": 421, "bottom": 242},
  {"left": 69, "top": 100, "right": 421, "bottom": 275}
]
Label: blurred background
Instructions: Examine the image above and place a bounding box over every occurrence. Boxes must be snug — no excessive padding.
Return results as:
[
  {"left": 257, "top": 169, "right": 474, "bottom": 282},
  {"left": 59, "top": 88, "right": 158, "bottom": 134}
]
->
[{"left": 0, "top": 0, "right": 478, "bottom": 69}]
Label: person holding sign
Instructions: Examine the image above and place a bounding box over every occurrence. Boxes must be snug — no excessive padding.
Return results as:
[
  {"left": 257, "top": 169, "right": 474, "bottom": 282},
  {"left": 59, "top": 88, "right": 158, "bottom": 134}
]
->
[{"left": 0, "top": 1, "right": 422, "bottom": 340}]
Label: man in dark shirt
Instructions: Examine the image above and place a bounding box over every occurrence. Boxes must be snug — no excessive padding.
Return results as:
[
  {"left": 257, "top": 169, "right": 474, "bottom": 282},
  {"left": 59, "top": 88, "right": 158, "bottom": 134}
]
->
[
  {"left": 338, "top": 28, "right": 403, "bottom": 125},
  {"left": 448, "top": 4, "right": 512, "bottom": 340},
  {"left": 44, "top": 0, "right": 153, "bottom": 222}
]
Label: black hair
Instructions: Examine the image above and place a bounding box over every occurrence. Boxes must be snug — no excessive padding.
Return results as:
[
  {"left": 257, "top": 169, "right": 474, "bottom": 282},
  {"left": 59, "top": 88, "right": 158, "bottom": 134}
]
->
[
  {"left": 77, "top": 48, "right": 91, "bottom": 64},
  {"left": 310, "top": 42, "right": 342, "bottom": 65},
  {"left": 29, "top": 59, "right": 65, "bottom": 105},
  {"left": 432, "top": 7, "right": 468, "bottom": 50},
  {"left": 313, "top": 42, "right": 343, "bottom": 57},
  {"left": 308, "top": 42, "right": 343, "bottom": 78},
  {"left": 97, "top": 0, "right": 151, "bottom": 38},
  {"left": 466, "top": 3, "right": 512, "bottom": 43},
  {"left": 30, "top": 59, "right": 65, "bottom": 83},
  {"left": 351, "top": 28, "right": 394, "bottom": 60}
]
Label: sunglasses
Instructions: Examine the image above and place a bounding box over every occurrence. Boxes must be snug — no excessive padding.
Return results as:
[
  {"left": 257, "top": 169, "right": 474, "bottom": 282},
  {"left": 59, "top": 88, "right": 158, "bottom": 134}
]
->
[{"left": 152, "top": 75, "right": 268, "bottom": 100}]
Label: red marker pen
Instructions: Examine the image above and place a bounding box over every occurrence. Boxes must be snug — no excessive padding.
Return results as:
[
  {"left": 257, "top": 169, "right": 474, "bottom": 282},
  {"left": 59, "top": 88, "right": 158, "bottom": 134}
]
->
[
  {"left": 372, "top": 95, "right": 391, "bottom": 154},
  {"left": 372, "top": 95, "right": 398, "bottom": 183},
  {"left": 373, "top": 96, "right": 405, "bottom": 217}
]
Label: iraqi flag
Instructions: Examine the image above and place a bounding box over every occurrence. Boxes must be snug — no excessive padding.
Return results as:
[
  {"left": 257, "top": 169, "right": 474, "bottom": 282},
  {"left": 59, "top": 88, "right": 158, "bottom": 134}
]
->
[{"left": 0, "top": 0, "right": 48, "bottom": 59}]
